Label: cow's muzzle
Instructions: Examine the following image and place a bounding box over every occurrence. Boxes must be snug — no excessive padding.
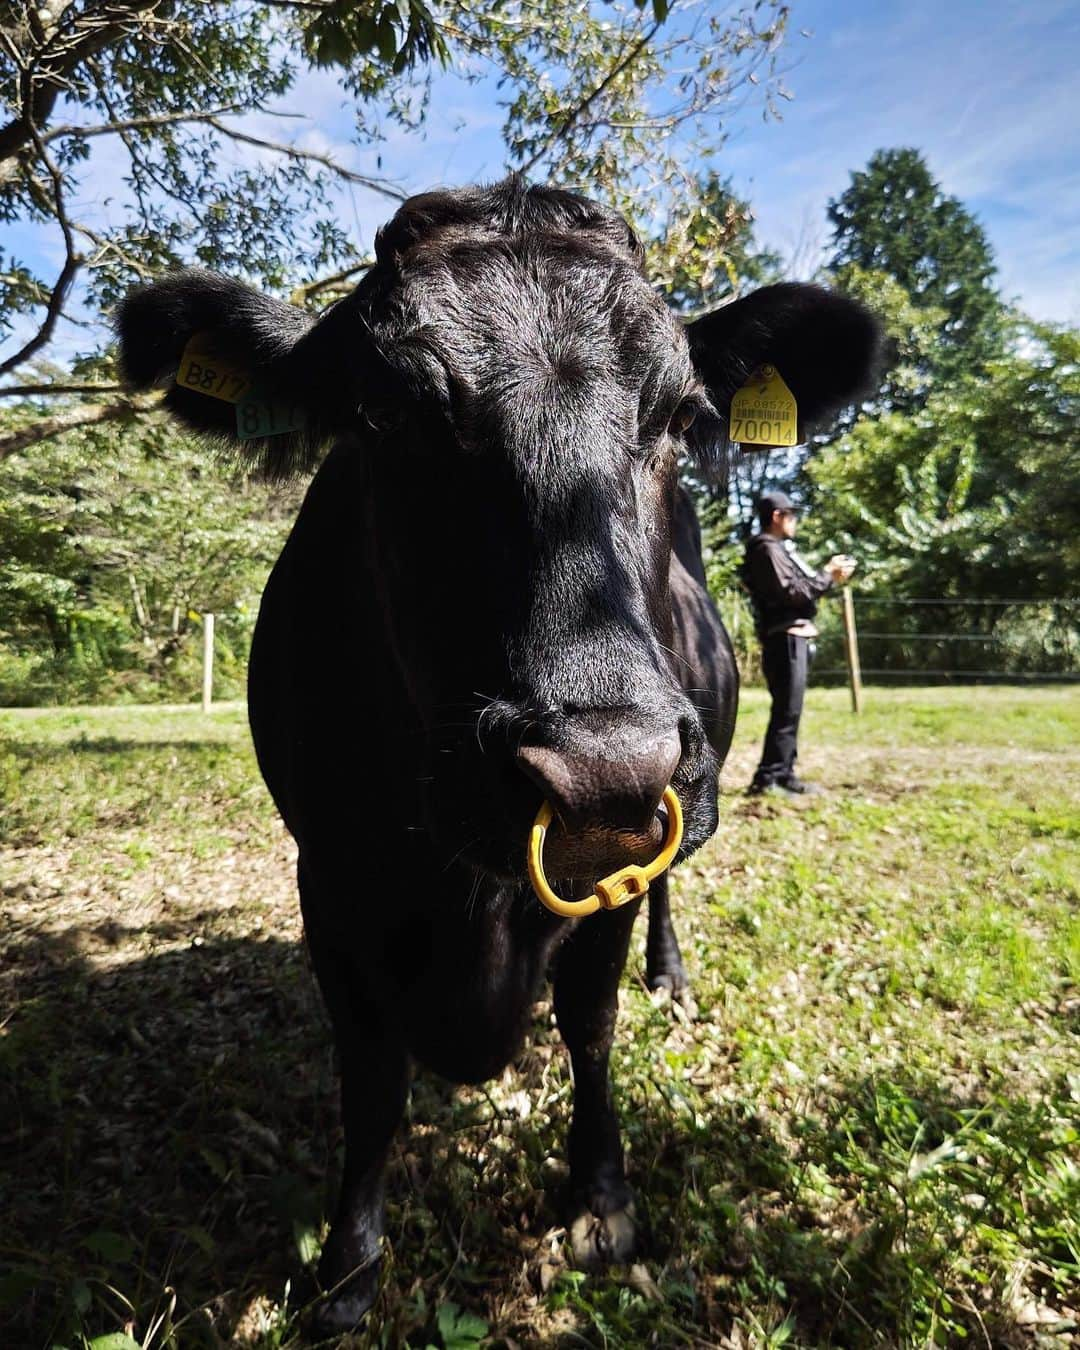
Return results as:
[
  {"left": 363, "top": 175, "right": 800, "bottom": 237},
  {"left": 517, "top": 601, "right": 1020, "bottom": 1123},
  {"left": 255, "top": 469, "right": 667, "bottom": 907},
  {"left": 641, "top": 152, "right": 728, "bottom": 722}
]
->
[{"left": 516, "top": 712, "right": 682, "bottom": 879}]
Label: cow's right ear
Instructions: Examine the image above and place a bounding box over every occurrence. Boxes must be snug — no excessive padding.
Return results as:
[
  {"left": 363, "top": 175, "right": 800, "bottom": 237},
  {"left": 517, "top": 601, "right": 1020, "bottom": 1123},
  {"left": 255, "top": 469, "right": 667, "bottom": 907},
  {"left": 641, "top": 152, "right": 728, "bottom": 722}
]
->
[{"left": 117, "top": 269, "right": 357, "bottom": 475}]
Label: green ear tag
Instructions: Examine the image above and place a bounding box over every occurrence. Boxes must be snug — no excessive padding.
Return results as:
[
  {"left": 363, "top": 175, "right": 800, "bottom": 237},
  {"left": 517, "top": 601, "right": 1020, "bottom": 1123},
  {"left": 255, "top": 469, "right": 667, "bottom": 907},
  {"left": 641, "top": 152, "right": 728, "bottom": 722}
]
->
[
  {"left": 730, "top": 365, "right": 798, "bottom": 447},
  {"left": 235, "top": 389, "right": 306, "bottom": 441}
]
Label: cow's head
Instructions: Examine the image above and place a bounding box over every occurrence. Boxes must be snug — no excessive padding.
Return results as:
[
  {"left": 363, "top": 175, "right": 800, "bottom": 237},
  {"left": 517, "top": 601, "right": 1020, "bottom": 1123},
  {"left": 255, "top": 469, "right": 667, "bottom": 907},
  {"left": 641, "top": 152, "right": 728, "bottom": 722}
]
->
[{"left": 118, "top": 179, "right": 878, "bottom": 883}]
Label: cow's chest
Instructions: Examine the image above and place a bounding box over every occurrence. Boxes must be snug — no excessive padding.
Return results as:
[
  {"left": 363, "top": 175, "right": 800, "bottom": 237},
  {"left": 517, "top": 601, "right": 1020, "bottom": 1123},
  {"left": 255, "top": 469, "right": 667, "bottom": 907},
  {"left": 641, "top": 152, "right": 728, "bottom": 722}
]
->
[{"left": 380, "top": 882, "right": 568, "bottom": 1083}]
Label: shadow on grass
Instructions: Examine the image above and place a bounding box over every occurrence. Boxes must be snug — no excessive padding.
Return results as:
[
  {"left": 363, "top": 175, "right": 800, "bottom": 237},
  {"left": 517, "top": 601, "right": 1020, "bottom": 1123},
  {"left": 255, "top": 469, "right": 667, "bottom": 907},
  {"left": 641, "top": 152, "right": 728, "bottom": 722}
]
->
[
  {"left": 1, "top": 924, "right": 334, "bottom": 1348},
  {"left": 2, "top": 922, "right": 1074, "bottom": 1348}
]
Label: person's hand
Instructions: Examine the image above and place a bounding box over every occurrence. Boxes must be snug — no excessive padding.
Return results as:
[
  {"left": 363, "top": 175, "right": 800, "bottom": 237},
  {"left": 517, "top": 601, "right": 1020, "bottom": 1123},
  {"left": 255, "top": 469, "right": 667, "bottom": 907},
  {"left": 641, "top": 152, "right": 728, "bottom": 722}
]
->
[{"left": 826, "top": 554, "right": 857, "bottom": 583}]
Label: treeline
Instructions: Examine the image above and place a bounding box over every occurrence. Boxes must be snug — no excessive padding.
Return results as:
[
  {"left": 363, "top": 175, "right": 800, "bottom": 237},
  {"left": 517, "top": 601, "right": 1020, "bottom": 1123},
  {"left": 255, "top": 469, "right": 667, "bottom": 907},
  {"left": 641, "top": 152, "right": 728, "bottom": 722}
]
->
[
  {"left": 0, "top": 0, "right": 791, "bottom": 704},
  {"left": 0, "top": 423, "right": 302, "bottom": 703},
  {"left": 712, "top": 149, "right": 1080, "bottom": 682},
  {"left": 2, "top": 142, "right": 1078, "bottom": 701}
]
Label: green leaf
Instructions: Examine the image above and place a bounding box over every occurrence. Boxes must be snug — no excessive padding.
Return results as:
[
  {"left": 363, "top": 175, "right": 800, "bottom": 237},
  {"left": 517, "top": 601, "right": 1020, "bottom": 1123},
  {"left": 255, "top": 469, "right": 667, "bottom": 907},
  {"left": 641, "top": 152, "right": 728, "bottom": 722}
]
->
[
  {"left": 353, "top": 15, "right": 378, "bottom": 53},
  {"left": 88, "top": 1336, "right": 141, "bottom": 1350},
  {"left": 293, "top": 1218, "right": 322, "bottom": 1267},
  {"left": 436, "top": 1299, "right": 489, "bottom": 1347},
  {"left": 181, "top": 1224, "right": 216, "bottom": 1256},
  {"left": 314, "top": 28, "right": 351, "bottom": 67},
  {"left": 81, "top": 1230, "right": 136, "bottom": 1264},
  {"left": 375, "top": 12, "right": 399, "bottom": 63},
  {"left": 0, "top": 1270, "right": 40, "bottom": 1311}
]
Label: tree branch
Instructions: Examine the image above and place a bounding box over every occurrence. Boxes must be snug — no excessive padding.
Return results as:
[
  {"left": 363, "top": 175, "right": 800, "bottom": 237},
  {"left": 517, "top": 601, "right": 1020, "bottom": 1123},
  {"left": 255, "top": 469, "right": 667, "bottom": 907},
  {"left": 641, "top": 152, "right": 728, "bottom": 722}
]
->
[
  {"left": 518, "top": 21, "right": 661, "bottom": 175},
  {"left": 206, "top": 119, "right": 408, "bottom": 199},
  {"left": 72, "top": 220, "right": 158, "bottom": 278},
  {"left": 0, "top": 395, "right": 156, "bottom": 460},
  {"left": 43, "top": 104, "right": 243, "bottom": 143},
  {"left": 289, "top": 258, "right": 374, "bottom": 305},
  {"left": 0, "top": 0, "right": 162, "bottom": 166},
  {"left": 0, "top": 121, "right": 82, "bottom": 378},
  {"left": 0, "top": 382, "right": 127, "bottom": 399}
]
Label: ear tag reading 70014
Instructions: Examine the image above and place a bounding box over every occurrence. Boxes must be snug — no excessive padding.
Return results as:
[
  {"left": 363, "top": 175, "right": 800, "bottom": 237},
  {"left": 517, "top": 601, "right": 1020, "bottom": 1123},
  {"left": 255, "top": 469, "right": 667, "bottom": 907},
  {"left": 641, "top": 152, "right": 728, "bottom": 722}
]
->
[{"left": 730, "top": 364, "right": 798, "bottom": 447}]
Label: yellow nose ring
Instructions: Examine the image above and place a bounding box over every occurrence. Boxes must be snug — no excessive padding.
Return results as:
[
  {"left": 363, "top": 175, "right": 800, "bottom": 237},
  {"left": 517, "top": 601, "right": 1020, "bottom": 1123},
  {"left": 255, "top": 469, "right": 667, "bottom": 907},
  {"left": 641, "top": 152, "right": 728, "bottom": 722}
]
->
[{"left": 526, "top": 786, "right": 684, "bottom": 918}]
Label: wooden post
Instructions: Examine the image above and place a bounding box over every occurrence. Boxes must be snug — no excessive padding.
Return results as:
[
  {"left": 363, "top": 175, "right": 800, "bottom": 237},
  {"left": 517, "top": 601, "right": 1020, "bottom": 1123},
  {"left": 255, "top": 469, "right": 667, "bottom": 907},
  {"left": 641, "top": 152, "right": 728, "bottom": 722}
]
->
[
  {"left": 840, "top": 587, "right": 863, "bottom": 713},
  {"left": 202, "top": 612, "right": 215, "bottom": 712}
]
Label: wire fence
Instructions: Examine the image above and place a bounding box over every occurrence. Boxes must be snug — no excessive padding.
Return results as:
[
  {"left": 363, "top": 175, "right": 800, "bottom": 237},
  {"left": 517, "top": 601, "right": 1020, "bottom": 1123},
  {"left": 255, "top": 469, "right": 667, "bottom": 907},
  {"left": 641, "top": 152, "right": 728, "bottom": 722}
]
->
[
  {"left": 812, "top": 595, "right": 1080, "bottom": 685},
  {"left": 2, "top": 596, "right": 1079, "bottom": 708},
  {"left": 0, "top": 609, "right": 254, "bottom": 707}
]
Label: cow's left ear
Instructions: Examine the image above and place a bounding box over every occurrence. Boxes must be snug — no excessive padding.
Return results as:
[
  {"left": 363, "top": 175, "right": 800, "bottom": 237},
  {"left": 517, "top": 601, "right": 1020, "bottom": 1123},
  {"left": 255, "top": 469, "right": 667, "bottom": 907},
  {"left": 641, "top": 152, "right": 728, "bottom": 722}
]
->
[
  {"left": 117, "top": 268, "right": 362, "bottom": 476},
  {"left": 685, "top": 282, "right": 882, "bottom": 440}
]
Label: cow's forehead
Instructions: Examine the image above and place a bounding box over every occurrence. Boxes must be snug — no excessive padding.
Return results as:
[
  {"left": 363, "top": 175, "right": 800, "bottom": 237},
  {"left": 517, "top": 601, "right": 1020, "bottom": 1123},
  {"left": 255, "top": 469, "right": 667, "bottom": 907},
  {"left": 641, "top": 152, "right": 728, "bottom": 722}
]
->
[
  {"left": 368, "top": 230, "right": 693, "bottom": 405},
  {"left": 411, "top": 234, "right": 664, "bottom": 333},
  {"left": 372, "top": 179, "right": 645, "bottom": 270}
]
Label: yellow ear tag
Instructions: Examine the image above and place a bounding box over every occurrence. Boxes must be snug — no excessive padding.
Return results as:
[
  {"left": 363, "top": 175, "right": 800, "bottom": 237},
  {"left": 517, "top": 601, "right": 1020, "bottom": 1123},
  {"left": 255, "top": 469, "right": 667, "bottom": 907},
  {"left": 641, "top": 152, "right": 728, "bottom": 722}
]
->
[
  {"left": 176, "top": 333, "right": 254, "bottom": 405},
  {"left": 730, "top": 364, "right": 798, "bottom": 447}
]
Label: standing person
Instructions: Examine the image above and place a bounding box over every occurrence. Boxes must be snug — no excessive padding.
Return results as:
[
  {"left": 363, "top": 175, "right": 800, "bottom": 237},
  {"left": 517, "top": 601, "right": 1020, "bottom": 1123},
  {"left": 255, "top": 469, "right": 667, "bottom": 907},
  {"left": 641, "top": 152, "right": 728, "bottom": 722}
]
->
[{"left": 743, "top": 490, "right": 855, "bottom": 796}]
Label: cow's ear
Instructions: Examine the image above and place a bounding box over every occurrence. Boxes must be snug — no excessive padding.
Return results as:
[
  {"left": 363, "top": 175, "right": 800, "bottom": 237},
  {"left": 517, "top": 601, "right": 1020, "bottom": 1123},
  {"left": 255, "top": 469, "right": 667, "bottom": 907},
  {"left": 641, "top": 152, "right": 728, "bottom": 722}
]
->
[
  {"left": 685, "top": 282, "right": 882, "bottom": 441},
  {"left": 117, "top": 268, "right": 356, "bottom": 475}
]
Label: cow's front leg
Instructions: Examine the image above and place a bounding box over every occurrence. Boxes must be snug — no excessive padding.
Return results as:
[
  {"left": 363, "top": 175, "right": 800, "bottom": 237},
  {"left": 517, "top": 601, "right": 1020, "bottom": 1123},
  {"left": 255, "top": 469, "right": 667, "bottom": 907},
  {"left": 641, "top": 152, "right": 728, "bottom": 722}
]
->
[
  {"left": 301, "top": 871, "right": 409, "bottom": 1332},
  {"left": 553, "top": 902, "right": 639, "bottom": 1270},
  {"left": 645, "top": 874, "right": 696, "bottom": 1015},
  {"left": 315, "top": 1015, "right": 408, "bottom": 1331}
]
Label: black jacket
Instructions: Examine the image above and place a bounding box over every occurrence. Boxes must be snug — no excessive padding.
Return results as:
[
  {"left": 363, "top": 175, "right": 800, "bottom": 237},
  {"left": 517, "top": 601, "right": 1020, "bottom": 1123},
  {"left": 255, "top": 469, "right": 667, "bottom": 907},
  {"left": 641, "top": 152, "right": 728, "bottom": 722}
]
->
[{"left": 742, "top": 532, "right": 833, "bottom": 638}]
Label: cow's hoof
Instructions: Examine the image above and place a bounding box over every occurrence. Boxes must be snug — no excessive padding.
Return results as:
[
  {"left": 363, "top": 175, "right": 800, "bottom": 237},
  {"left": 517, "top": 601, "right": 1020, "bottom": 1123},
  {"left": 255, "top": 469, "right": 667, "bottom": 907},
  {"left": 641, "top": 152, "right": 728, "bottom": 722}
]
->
[
  {"left": 568, "top": 1199, "right": 638, "bottom": 1271},
  {"left": 647, "top": 972, "right": 698, "bottom": 1021},
  {"left": 309, "top": 1260, "right": 379, "bottom": 1336}
]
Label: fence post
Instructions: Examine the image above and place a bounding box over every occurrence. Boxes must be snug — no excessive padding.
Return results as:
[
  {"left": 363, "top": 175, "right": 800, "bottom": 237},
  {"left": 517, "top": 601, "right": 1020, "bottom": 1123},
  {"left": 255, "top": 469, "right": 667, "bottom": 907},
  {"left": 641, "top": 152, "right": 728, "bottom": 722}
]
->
[
  {"left": 202, "top": 612, "right": 215, "bottom": 712},
  {"left": 841, "top": 587, "right": 863, "bottom": 713}
]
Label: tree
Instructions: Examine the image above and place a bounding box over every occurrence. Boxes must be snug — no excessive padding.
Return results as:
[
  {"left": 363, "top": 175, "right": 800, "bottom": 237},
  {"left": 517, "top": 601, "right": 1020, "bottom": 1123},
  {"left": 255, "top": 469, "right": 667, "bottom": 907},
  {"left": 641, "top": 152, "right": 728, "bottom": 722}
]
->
[
  {"left": 0, "top": 408, "right": 298, "bottom": 703},
  {"left": 651, "top": 172, "right": 781, "bottom": 315},
  {"left": 1, "top": 0, "right": 794, "bottom": 456},
  {"left": 801, "top": 316, "right": 1080, "bottom": 676},
  {"left": 827, "top": 148, "right": 1004, "bottom": 404},
  {"left": 826, "top": 262, "right": 946, "bottom": 417}
]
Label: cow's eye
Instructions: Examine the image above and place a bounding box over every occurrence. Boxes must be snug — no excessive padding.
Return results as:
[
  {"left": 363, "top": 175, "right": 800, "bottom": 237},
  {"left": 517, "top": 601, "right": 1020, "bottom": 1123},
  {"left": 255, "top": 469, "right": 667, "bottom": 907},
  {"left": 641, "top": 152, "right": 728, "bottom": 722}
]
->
[{"left": 669, "top": 400, "right": 698, "bottom": 434}]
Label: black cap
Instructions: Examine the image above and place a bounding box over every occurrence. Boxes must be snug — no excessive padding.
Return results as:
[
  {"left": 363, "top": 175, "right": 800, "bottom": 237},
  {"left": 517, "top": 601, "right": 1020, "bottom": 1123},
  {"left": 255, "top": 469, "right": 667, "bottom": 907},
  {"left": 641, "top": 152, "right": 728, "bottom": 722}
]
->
[{"left": 756, "top": 489, "right": 795, "bottom": 524}]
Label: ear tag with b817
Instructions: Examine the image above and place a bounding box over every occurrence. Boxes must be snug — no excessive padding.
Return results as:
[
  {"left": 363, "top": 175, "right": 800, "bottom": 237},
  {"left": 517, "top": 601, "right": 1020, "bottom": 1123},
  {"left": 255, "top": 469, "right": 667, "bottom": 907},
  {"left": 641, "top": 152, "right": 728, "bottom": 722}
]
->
[
  {"left": 730, "top": 365, "right": 798, "bottom": 447},
  {"left": 176, "top": 333, "right": 253, "bottom": 404}
]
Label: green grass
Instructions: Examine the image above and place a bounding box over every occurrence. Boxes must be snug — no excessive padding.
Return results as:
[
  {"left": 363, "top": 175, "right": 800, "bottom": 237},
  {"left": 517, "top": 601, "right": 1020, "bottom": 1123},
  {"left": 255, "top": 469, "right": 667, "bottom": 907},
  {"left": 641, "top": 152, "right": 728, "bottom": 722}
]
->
[{"left": 1, "top": 688, "right": 1078, "bottom": 1348}]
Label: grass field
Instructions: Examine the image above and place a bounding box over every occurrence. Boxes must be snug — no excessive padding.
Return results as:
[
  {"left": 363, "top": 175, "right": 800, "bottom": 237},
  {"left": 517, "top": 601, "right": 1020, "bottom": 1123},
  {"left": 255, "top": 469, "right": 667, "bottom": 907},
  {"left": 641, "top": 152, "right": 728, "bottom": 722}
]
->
[{"left": 1, "top": 687, "right": 1078, "bottom": 1349}]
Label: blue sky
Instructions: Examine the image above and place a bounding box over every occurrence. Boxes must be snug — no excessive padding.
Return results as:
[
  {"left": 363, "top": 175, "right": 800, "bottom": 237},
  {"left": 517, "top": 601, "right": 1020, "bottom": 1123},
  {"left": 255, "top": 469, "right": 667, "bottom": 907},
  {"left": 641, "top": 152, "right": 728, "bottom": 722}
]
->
[
  {"left": 282, "top": 0, "right": 1080, "bottom": 323},
  {"left": 720, "top": 0, "right": 1080, "bottom": 322},
  {"left": 4, "top": 0, "right": 1078, "bottom": 368}
]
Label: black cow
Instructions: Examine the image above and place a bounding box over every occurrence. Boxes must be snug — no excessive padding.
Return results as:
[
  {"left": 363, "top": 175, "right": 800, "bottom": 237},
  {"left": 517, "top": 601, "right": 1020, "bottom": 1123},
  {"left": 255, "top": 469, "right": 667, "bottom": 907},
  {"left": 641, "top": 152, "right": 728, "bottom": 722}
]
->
[{"left": 118, "top": 179, "right": 877, "bottom": 1331}]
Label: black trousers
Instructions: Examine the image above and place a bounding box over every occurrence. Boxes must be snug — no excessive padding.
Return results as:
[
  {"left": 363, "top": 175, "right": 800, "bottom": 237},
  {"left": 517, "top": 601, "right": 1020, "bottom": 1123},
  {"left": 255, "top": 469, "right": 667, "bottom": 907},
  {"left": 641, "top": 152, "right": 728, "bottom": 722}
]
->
[{"left": 753, "top": 631, "right": 811, "bottom": 787}]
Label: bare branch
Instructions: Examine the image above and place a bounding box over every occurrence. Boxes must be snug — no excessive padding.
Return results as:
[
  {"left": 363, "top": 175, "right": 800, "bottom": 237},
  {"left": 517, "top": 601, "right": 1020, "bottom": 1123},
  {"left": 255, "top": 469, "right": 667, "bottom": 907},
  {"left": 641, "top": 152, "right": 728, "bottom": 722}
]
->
[
  {"left": 206, "top": 118, "right": 409, "bottom": 200},
  {"left": 43, "top": 104, "right": 243, "bottom": 143},
  {"left": 0, "top": 121, "right": 82, "bottom": 378},
  {"left": 0, "top": 382, "right": 127, "bottom": 399},
  {"left": 518, "top": 21, "right": 661, "bottom": 175},
  {"left": 0, "top": 395, "right": 157, "bottom": 460}
]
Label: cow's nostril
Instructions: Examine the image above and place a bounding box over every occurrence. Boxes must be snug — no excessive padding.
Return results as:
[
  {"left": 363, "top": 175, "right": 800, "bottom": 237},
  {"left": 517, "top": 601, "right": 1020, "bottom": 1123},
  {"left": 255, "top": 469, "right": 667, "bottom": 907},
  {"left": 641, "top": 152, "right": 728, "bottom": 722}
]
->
[{"left": 516, "top": 726, "right": 681, "bottom": 835}]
